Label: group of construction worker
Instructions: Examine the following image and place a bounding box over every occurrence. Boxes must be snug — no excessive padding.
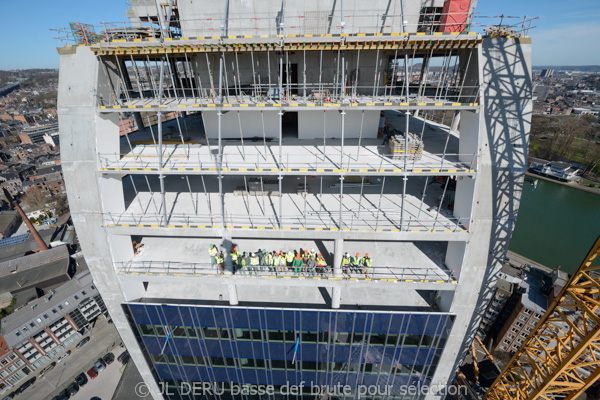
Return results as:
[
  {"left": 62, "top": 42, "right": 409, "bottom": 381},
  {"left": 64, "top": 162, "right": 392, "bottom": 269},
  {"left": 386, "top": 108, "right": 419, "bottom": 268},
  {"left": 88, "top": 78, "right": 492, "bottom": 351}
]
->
[{"left": 208, "top": 244, "right": 372, "bottom": 277}]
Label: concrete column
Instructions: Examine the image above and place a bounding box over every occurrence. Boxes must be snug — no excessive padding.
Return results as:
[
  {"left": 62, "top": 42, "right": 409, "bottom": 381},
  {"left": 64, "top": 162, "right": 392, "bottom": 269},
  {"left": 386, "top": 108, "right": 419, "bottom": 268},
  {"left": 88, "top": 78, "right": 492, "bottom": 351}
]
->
[
  {"left": 333, "top": 238, "right": 344, "bottom": 277},
  {"left": 331, "top": 238, "right": 344, "bottom": 308},
  {"left": 227, "top": 284, "right": 239, "bottom": 305},
  {"left": 332, "top": 287, "right": 341, "bottom": 309}
]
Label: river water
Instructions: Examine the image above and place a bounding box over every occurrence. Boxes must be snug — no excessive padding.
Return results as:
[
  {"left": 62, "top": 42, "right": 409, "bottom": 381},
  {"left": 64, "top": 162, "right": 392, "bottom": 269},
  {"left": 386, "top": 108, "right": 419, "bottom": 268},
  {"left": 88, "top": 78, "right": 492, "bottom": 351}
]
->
[{"left": 508, "top": 178, "right": 600, "bottom": 274}]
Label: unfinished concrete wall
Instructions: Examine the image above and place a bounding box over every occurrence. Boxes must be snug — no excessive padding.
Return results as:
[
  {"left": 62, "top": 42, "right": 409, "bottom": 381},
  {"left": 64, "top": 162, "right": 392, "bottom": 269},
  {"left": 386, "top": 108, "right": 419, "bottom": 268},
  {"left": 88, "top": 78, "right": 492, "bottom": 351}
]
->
[
  {"left": 170, "top": 0, "right": 445, "bottom": 37},
  {"left": 58, "top": 46, "right": 163, "bottom": 400},
  {"left": 202, "top": 110, "right": 279, "bottom": 139},
  {"left": 429, "top": 37, "right": 532, "bottom": 395},
  {"left": 298, "top": 110, "right": 379, "bottom": 139}
]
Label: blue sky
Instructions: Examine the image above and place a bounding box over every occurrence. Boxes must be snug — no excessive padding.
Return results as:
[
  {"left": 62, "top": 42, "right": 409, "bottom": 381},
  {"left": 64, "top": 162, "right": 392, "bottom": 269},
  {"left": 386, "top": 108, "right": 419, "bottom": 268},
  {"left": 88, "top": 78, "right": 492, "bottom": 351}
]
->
[{"left": 0, "top": 0, "right": 598, "bottom": 69}]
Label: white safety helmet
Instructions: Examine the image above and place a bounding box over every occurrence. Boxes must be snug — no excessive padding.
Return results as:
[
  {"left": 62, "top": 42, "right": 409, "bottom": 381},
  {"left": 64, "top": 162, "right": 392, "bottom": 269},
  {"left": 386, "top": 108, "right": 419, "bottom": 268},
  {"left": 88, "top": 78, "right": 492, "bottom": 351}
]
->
[{"left": 311, "top": 248, "right": 315, "bottom": 252}]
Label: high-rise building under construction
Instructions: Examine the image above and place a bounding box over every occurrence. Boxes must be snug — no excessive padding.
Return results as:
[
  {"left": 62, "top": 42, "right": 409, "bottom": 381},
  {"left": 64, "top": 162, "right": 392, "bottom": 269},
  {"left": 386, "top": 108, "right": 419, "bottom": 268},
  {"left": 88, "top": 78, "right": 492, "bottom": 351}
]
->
[{"left": 58, "top": 1, "right": 532, "bottom": 398}]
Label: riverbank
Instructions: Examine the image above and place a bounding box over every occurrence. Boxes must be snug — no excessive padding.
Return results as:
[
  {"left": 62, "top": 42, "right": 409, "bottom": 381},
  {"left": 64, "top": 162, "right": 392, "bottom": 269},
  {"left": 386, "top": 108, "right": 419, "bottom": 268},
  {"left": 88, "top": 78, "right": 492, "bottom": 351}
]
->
[
  {"left": 525, "top": 172, "right": 600, "bottom": 196},
  {"left": 506, "top": 250, "right": 556, "bottom": 275}
]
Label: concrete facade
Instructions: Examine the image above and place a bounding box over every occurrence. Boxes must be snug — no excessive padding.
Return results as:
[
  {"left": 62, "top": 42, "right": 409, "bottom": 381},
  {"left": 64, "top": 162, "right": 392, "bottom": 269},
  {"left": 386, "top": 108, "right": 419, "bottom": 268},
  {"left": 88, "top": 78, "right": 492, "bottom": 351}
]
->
[{"left": 59, "top": 2, "right": 530, "bottom": 399}]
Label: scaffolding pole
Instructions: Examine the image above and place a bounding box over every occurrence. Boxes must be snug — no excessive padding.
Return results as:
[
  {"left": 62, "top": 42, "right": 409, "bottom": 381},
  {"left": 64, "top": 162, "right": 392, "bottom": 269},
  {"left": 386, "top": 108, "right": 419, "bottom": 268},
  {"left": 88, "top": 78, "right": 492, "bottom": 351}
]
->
[
  {"left": 400, "top": 50, "right": 409, "bottom": 230},
  {"left": 339, "top": 110, "right": 346, "bottom": 230}
]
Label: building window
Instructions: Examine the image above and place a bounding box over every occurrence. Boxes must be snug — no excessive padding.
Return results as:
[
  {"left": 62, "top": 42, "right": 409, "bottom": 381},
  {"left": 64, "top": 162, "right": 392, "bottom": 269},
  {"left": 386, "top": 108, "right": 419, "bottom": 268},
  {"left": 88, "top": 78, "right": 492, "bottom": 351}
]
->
[
  {"left": 43, "top": 314, "right": 48, "bottom": 319},
  {"left": 499, "top": 345, "right": 506, "bottom": 350},
  {"left": 74, "top": 296, "right": 79, "bottom": 300},
  {"left": 525, "top": 327, "right": 533, "bottom": 332},
  {"left": 7, "top": 366, "right": 15, "bottom": 372},
  {"left": 52, "top": 309, "right": 57, "bottom": 314},
  {"left": 29, "top": 323, "right": 35, "bottom": 328},
  {"left": 58, "top": 305, "right": 63, "bottom": 310},
  {"left": 503, "top": 339, "right": 511, "bottom": 345},
  {"left": 524, "top": 309, "right": 531, "bottom": 314},
  {"left": 516, "top": 339, "right": 523, "bottom": 344},
  {"left": 515, "top": 322, "right": 524, "bottom": 328},
  {"left": 8, "top": 355, "right": 15, "bottom": 361},
  {"left": 529, "top": 320, "right": 537, "bottom": 325},
  {"left": 511, "top": 327, "right": 519, "bottom": 333},
  {"left": 519, "top": 315, "right": 528, "bottom": 322},
  {"left": 534, "top": 313, "right": 542, "bottom": 319},
  {"left": 0, "top": 371, "right": 7, "bottom": 378},
  {"left": 513, "top": 344, "right": 520, "bottom": 349},
  {"left": 521, "top": 332, "right": 528, "bottom": 337},
  {"left": 507, "top": 334, "right": 514, "bottom": 339},
  {"left": 82, "top": 291, "right": 87, "bottom": 296}
]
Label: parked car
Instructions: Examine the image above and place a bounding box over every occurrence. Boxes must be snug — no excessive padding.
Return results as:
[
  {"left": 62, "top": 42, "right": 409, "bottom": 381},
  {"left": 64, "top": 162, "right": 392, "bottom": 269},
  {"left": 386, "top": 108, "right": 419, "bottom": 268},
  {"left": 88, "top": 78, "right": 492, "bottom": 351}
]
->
[
  {"left": 117, "top": 350, "right": 129, "bottom": 363},
  {"left": 56, "top": 390, "right": 70, "bottom": 400},
  {"left": 75, "top": 337, "right": 90, "bottom": 349},
  {"left": 103, "top": 352, "right": 115, "bottom": 365},
  {"left": 1, "top": 393, "right": 14, "bottom": 400},
  {"left": 39, "top": 362, "right": 56, "bottom": 376},
  {"left": 14, "top": 377, "right": 35, "bottom": 395},
  {"left": 75, "top": 372, "right": 88, "bottom": 387},
  {"left": 120, "top": 353, "right": 130, "bottom": 364},
  {"left": 56, "top": 350, "right": 71, "bottom": 363},
  {"left": 94, "top": 358, "right": 106, "bottom": 372},
  {"left": 67, "top": 382, "right": 79, "bottom": 396},
  {"left": 87, "top": 367, "right": 98, "bottom": 380}
]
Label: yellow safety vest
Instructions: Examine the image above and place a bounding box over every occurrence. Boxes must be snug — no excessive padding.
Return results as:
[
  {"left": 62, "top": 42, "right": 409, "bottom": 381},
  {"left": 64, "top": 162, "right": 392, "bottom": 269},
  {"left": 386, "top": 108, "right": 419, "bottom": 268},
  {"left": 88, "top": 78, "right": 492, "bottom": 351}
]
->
[
  {"left": 250, "top": 256, "right": 259, "bottom": 266},
  {"left": 215, "top": 256, "right": 224, "bottom": 264},
  {"left": 209, "top": 247, "right": 218, "bottom": 256},
  {"left": 363, "top": 258, "right": 372, "bottom": 267},
  {"left": 342, "top": 257, "right": 351, "bottom": 266},
  {"left": 286, "top": 253, "right": 294, "bottom": 262},
  {"left": 317, "top": 258, "right": 326, "bottom": 267},
  {"left": 231, "top": 253, "right": 238, "bottom": 261}
]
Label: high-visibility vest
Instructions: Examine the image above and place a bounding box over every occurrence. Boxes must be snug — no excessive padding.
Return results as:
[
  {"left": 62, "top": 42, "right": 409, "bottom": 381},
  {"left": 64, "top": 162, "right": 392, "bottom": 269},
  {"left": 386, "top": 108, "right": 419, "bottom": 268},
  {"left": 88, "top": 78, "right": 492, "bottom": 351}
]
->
[
  {"left": 309, "top": 251, "right": 317, "bottom": 259},
  {"left": 286, "top": 253, "right": 294, "bottom": 263},
  {"left": 273, "top": 255, "right": 280, "bottom": 265},
  {"left": 231, "top": 252, "right": 238, "bottom": 262},
  {"left": 351, "top": 256, "right": 361, "bottom": 265},
  {"left": 342, "top": 257, "right": 351, "bottom": 266},
  {"left": 363, "top": 257, "right": 372, "bottom": 267},
  {"left": 215, "top": 256, "right": 224, "bottom": 264},
  {"left": 263, "top": 254, "right": 272, "bottom": 265},
  {"left": 279, "top": 256, "right": 286, "bottom": 266},
  {"left": 250, "top": 256, "right": 259, "bottom": 266},
  {"left": 209, "top": 247, "right": 218, "bottom": 256},
  {"left": 241, "top": 257, "right": 247, "bottom": 267},
  {"left": 317, "top": 258, "right": 326, "bottom": 267}
]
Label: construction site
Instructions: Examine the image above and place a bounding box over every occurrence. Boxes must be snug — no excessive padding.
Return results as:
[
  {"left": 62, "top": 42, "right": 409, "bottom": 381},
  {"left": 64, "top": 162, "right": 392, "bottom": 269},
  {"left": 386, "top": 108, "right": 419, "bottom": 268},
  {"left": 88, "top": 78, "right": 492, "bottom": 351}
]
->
[{"left": 57, "top": 1, "right": 540, "bottom": 399}]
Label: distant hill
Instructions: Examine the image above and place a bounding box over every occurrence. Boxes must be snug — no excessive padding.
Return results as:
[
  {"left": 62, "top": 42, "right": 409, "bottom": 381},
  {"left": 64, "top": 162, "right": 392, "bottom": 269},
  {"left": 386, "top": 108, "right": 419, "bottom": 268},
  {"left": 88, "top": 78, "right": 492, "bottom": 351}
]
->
[{"left": 533, "top": 66, "right": 600, "bottom": 73}]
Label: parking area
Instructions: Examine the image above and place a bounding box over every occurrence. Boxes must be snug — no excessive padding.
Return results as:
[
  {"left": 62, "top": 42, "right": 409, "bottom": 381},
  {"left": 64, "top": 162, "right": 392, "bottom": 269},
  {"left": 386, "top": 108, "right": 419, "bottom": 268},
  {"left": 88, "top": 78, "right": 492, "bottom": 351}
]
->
[{"left": 10, "top": 317, "right": 124, "bottom": 400}]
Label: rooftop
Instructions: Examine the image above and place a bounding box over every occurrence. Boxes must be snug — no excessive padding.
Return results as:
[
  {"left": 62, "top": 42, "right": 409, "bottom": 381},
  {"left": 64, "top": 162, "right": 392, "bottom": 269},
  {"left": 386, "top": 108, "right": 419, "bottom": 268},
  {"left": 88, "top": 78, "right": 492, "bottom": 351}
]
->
[{"left": 0, "top": 270, "right": 98, "bottom": 348}]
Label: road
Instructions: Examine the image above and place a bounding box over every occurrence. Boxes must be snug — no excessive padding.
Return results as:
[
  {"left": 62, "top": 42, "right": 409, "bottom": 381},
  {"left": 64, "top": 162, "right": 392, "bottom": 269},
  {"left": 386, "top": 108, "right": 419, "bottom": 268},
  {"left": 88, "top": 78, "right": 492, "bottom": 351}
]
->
[{"left": 19, "top": 316, "right": 123, "bottom": 400}]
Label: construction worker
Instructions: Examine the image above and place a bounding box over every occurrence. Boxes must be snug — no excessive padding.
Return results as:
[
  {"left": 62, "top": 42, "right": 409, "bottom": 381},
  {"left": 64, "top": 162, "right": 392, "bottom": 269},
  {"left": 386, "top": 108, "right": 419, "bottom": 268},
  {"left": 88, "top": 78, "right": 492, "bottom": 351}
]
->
[
  {"left": 317, "top": 254, "right": 327, "bottom": 275},
  {"left": 263, "top": 251, "right": 273, "bottom": 271},
  {"left": 249, "top": 253, "right": 260, "bottom": 275},
  {"left": 362, "top": 253, "right": 372, "bottom": 277},
  {"left": 230, "top": 249, "right": 239, "bottom": 272},
  {"left": 309, "top": 248, "right": 317, "bottom": 259},
  {"left": 307, "top": 256, "right": 317, "bottom": 277},
  {"left": 209, "top": 244, "right": 218, "bottom": 269},
  {"left": 293, "top": 253, "right": 303, "bottom": 274},
  {"left": 286, "top": 251, "right": 294, "bottom": 268},
  {"left": 352, "top": 253, "right": 362, "bottom": 273},
  {"left": 239, "top": 252, "right": 249, "bottom": 274},
  {"left": 278, "top": 251, "right": 286, "bottom": 272},
  {"left": 272, "top": 252, "right": 280, "bottom": 273},
  {"left": 302, "top": 250, "right": 310, "bottom": 273},
  {"left": 215, "top": 252, "right": 224, "bottom": 274},
  {"left": 342, "top": 252, "right": 351, "bottom": 276}
]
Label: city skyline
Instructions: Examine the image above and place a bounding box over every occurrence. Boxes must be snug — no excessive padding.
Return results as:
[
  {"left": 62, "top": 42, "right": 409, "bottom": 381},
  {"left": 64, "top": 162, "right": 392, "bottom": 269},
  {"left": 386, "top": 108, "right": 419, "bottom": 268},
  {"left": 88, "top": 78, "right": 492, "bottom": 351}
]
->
[{"left": 0, "top": 0, "right": 599, "bottom": 70}]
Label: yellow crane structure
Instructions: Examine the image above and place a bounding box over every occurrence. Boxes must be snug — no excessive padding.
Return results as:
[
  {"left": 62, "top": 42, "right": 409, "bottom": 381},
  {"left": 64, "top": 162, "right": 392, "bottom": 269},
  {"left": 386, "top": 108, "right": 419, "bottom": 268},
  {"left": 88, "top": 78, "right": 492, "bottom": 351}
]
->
[{"left": 485, "top": 236, "right": 600, "bottom": 400}]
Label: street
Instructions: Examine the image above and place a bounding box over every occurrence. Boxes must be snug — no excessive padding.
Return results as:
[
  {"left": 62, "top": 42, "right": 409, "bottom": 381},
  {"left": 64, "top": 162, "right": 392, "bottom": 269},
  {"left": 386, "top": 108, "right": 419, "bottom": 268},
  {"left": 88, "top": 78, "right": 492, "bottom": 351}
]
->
[{"left": 18, "top": 316, "right": 124, "bottom": 400}]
